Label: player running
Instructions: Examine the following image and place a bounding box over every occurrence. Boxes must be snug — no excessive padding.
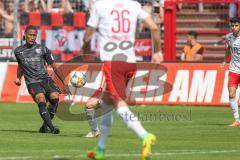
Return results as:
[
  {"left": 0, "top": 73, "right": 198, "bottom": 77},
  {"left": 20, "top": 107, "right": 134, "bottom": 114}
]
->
[
  {"left": 81, "top": 0, "right": 163, "bottom": 159},
  {"left": 14, "top": 25, "right": 71, "bottom": 133},
  {"left": 221, "top": 17, "right": 240, "bottom": 127}
]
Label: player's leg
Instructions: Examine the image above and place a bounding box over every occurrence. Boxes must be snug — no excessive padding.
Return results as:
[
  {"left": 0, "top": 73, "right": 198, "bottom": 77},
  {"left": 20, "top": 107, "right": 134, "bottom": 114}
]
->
[
  {"left": 27, "top": 83, "right": 55, "bottom": 133},
  {"left": 111, "top": 62, "right": 156, "bottom": 159},
  {"left": 228, "top": 72, "right": 240, "bottom": 126},
  {"left": 48, "top": 92, "right": 59, "bottom": 119},
  {"left": 39, "top": 78, "right": 61, "bottom": 133},
  {"left": 87, "top": 62, "right": 115, "bottom": 159},
  {"left": 84, "top": 96, "right": 101, "bottom": 138},
  {"left": 87, "top": 92, "right": 113, "bottom": 159},
  {"left": 34, "top": 93, "right": 58, "bottom": 133}
]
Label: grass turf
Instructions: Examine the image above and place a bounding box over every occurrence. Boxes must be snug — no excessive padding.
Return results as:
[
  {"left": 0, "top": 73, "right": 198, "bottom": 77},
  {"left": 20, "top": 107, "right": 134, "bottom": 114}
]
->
[{"left": 0, "top": 102, "right": 240, "bottom": 160}]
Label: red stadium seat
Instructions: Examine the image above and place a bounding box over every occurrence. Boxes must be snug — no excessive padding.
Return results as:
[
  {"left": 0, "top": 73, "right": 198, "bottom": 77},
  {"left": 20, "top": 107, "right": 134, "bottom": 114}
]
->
[
  {"left": 73, "top": 12, "right": 86, "bottom": 29},
  {"left": 29, "top": 11, "right": 41, "bottom": 26},
  {"left": 51, "top": 12, "right": 63, "bottom": 27}
]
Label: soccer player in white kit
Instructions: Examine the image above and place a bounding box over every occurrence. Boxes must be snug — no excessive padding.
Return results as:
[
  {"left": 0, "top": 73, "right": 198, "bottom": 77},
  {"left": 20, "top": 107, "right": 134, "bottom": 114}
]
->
[
  {"left": 81, "top": 0, "right": 163, "bottom": 159},
  {"left": 222, "top": 17, "right": 240, "bottom": 126}
]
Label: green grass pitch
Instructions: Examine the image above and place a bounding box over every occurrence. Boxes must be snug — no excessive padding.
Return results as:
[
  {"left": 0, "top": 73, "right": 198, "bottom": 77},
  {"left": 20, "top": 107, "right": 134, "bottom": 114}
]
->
[{"left": 0, "top": 102, "right": 240, "bottom": 160}]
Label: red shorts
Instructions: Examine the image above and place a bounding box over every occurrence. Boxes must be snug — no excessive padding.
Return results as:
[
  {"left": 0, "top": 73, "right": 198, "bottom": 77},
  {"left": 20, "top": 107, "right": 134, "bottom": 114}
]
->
[
  {"left": 228, "top": 71, "right": 240, "bottom": 87},
  {"left": 103, "top": 61, "right": 136, "bottom": 102}
]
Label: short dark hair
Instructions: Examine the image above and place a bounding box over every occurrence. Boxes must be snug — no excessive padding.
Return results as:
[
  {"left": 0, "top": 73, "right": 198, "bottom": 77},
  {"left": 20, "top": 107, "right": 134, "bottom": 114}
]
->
[
  {"left": 187, "top": 31, "right": 198, "bottom": 39},
  {"left": 230, "top": 17, "right": 240, "bottom": 23},
  {"left": 25, "top": 25, "right": 38, "bottom": 33}
]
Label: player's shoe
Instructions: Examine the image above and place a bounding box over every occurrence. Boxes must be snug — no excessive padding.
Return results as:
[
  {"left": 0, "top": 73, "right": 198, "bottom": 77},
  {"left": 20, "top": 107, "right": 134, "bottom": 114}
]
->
[
  {"left": 87, "top": 146, "right": 105, "bottom": 160},
  {"left": 84, "top": 129, "right": 101, "bottom": 138},
  {"left": 228, "top": 121, "right": 240, "bottom": 127},
  {"left": 39, "top": 125, "right": 50, "bottom": 133},
  {"left": 141, "top": 133, "right": 156, "bottom": 160},
  {"left": 51, "top": 127, "right": 60, "bottom": 134}
]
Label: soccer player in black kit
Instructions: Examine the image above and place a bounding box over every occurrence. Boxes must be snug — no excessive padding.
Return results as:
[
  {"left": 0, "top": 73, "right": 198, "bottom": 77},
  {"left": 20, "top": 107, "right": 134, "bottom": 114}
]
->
[{"left": 14, "top": 25, "right": 70, "bottom": 134}]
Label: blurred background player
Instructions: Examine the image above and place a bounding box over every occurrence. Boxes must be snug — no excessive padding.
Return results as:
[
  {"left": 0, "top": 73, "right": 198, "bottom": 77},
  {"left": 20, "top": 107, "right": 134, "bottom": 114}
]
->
[
  {"left": 180, "top": 31, "right": 204, "bottom": 61},
  {"left": 84, "top": 87, "right": 102, "bottom": 138},
  {"left": 82, "top": 0, "right": 101, "bottom": 138},
  {"left": 14, "top": 25, "right": 71, "bottom": 133},
  {"left": 221, "top": 17, "right": 240, "bottom": 127},
  {"left": 81, "top": 0, "right": 163, "bottom": 159}
]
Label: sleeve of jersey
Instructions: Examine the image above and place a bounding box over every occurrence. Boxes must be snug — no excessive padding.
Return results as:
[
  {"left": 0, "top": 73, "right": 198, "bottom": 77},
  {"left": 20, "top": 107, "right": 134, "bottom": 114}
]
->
[
  {"left": 44, "top": 47, "right": 54, "bottom": 65},
  {"left": 14, "top": 50, "right": 20, "bottom": 64},
  {"left": 225, "top": 34, "right": 230, "bottom": 47},
  {"left": 87, "top": 5, "right": 99, "bottom": 28}
]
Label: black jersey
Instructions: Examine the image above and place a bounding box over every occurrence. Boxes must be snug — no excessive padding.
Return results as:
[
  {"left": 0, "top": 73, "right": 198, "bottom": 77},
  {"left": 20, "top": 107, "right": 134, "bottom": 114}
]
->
[{"left": 14, "top": 43, "right": 54, "bottom": 84}]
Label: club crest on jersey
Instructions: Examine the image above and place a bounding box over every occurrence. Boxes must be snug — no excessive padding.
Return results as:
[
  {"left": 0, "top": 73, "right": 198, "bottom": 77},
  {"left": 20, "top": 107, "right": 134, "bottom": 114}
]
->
[{"left": 36, "top": 48, "right": 41, "bottom": 54}]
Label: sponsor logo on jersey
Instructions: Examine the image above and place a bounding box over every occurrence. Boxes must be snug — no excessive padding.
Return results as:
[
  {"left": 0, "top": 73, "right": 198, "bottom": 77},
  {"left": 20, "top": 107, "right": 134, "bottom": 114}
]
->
[{"left": 36, "top": 48, "right": 41, "bottom": 54}]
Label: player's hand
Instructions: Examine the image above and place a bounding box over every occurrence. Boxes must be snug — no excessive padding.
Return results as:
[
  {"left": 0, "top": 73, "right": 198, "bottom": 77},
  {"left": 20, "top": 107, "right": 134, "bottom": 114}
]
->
[
  {"left": 14, "top": 78, "right": 21, "bottom": 86},
  {"left": 151, "top": 51, "right": 164, "bottom": 64},
  {"left": 81, "top": 41, "right": 91, "bottom": 54},
  {"left": 220, "top": 62, "right": 226, "bottom": 70}
]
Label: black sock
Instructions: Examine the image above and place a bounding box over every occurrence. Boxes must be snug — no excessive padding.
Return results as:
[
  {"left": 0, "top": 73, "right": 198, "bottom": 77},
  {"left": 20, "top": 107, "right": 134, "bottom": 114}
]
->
[
  {"left": 42, "top": 99, "right": 59, "bottom": 129},
  {"left": 38, "top": 102, "right": 54, "bottom": 131},
  {"left": 48, "top": 98, "right": 59, "bottom": 119}
]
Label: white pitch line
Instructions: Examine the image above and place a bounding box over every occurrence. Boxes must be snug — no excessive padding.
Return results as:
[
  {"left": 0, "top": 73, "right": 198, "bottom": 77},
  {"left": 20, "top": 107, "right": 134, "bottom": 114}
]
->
[
  {"left": 105, "top": 150, "right": 238, "bottom": 157},
  {"left": 0, "top": 156, "right": 32, "bottom": 160},
  {"left": 0, "top": 150, "right": 237, "bottom": 160}
]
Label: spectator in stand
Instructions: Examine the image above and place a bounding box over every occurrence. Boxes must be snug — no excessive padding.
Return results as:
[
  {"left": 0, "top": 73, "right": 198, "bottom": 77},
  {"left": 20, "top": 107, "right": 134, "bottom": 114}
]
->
[
  {"left": 72, "top": 0, "right": 86, "bottom": 12},
  {"left": 152, "top": 0, "right": 163, "bottom": 28},
  {"left": 47, "top": 0, "right": 73, "bottom": 13},
  {"left": 139, "top": 0, "right": 163, "bottom": 32},
  {"left": 25, "top": 0, "right": 48, "bottom": 12},
  {"left": 181, "top": 31, "right": 204, "bottom": 61},
  {"left": 177, "top": 3, "right": 204, "bottom": 12},
  {"left": 138, "top": 0, "right": 163, "bottom": 62},
  {"left": 0, "top": 0, "right": 13, "bottom": 38},
  {"left": 0, "top": 0, "right": 4, "bottom": 36},
  {"left": 229, "top": 3, "right": 237, "bottom": 19},
  {"left": 82, "top": 0, "right": 96, "bottom": 12}
]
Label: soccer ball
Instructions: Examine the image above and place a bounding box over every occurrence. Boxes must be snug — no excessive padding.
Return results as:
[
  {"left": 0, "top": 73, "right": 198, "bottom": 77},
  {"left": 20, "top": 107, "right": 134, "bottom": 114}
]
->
[{"left": 70, "top": 71, "right": 87, "bottom": 88}]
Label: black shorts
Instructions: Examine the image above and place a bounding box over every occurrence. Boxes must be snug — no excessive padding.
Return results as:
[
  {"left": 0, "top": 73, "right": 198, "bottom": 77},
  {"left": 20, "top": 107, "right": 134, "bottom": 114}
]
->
[{"left": 27, "top": 78, "right": 61, "bottom": 98}]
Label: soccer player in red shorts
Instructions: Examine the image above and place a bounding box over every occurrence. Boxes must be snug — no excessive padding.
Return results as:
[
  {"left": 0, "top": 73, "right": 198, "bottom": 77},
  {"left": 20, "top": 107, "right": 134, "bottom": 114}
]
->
[
  {"left": 221, "top": 17, "right": 240, "bottom": 127},
  {"left": 81, "top": 0, "right": 163, "bottom": 159}
]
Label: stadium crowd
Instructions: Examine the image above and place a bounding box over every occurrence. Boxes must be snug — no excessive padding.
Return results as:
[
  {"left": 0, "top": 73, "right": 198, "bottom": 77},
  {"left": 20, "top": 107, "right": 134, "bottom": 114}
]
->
[{"left": 0, "top": 0, "right": 163, "bottom": 38}]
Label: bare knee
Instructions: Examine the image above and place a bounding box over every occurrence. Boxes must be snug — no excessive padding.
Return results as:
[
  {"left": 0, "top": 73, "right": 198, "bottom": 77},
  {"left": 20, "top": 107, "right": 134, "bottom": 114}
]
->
[
  {"left": 85, "top": 97, "right": 101, "bottom": 109},
  {"left": 35, "top": 93, "right": 46, "bottom": 104},
  {"left": 49, "top": 92, "right": 59, "bottom": 100},
  {"left": 228, "top": 87, "right": 237, "bottom": 99}
]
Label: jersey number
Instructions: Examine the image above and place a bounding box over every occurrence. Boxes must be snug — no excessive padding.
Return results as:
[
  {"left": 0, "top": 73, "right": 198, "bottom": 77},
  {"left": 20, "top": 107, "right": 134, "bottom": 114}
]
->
[{"left": 111, "top": 10, "right": 130, "bottom": 33}]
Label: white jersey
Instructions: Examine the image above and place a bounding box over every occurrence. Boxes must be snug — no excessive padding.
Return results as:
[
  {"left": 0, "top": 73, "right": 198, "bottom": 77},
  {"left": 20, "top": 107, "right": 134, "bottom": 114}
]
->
[
  {"left": 87, "top": 0, "right": 149, "bottom": 62},
  {"left": 226, "top": 33, "right": 240, "bottom": 74}
]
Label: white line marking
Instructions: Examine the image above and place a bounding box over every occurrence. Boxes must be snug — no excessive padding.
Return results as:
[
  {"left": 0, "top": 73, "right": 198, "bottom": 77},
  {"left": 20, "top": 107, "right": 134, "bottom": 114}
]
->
[
  {"left": 106, "top": 150, "right": 238, "bottom": 157},
  {"left": 0, "top": 150, "right": 237, "bottom": 159},
  {"left": 0, "top": 156, "right": 32, "bottom": 160}
]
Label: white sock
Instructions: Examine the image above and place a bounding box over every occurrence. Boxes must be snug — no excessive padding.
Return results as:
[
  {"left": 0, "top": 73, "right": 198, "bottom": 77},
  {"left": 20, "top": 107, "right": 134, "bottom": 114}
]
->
[
  {"left": 98, "top": 103, "right": 113, "bottom": 150},
  {"left": 229, "top": 98, "right": 240, "bottom": 122},
  {"left": 116, "top": 107, "right": 148, "bottom": 140},
  {"left": 85, "top": 108, "right": 99, "bottom": 132}
]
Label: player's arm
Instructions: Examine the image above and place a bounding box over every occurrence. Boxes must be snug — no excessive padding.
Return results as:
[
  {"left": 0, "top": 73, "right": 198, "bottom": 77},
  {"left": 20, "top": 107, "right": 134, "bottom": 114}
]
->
[
  {"left": 44, "top": 47, "right": 71, "bottom": 95},
  {"left": 14, "top": 66, "right": 23, "bottom": 86},
  {"left": 142, "top": 16, "right": 163, "bottom": 63},
  {"left": 82, "top": 26, "right": 97, "bottom": 54},
  {"left": 82, "top": 2, "right": 99, "bottom": 54},
  {"left": 193, "top": 47, "right": 204, "bottom": 61},
  {"left": 221, "top": 46, "right": 231, "bottom": 69},
  {"left": 14, "top": 51, "right": 22, "bottom": 86},
  {"left": 51, "top": 62, "right": 72, "bottom": 95}
]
